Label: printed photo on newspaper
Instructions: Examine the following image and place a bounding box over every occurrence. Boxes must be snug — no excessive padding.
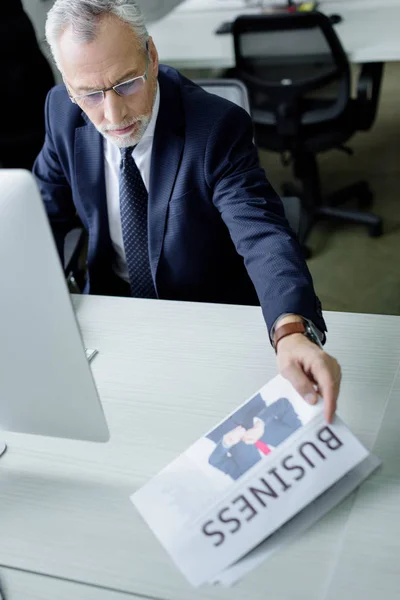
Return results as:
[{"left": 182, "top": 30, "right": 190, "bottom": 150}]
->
[{"left": 131, "top": 375, "right": 380, "bottom": 587}]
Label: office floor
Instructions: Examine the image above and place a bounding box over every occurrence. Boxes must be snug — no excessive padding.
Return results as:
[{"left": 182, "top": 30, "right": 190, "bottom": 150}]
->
[{"left": 253, "top": 63, "right": 400, "bottom": 317}]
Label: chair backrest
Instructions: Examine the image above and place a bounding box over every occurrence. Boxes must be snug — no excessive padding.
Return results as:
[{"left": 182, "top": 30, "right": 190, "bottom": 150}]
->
[
  {"left": 193, "top": 79, "right": 251, "bottom": 114},
  {"left": 232, "top": 12, "right": 350, "bottom": 135},
  {"left": 194, "top": 78, "right": 302, "bottom": 237}
]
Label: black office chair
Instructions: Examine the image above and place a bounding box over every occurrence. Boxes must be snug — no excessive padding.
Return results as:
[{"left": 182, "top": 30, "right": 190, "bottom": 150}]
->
[
  {"left": 195, "top": 78, "right": 304, "bottom": 239},
  {"left": 228, "top": 11, "right": 383, "bottom": 242}
]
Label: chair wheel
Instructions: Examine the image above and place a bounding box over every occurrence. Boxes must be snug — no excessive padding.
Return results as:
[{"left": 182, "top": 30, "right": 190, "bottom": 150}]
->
[{"left": 368, "top": 222, "right": 383, "bottom": 237}]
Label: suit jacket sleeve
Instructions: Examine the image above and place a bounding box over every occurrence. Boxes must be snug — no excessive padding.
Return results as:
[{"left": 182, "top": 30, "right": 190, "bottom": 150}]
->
[
  {"left": 259, "top": 398, "right": 302, "bottom": 432},
  {"left": 32, "top": 88, "right": 77, "bottom": 262},
  {"left": 208, "top": 441, "right": 242, "bottom": 480},
  {"left": 204, "top": 103, "right": 326, "bottom": 335}
]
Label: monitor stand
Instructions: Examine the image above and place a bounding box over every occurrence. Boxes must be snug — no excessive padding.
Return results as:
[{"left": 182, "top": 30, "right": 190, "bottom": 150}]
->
[{"left": 0, "top": 442, "right": 7, "bottom": 457}]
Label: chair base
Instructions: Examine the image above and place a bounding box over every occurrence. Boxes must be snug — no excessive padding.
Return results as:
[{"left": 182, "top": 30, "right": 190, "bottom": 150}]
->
[
  {"left": 280, "top": 147, "right": 384, "bottom": 254},
  {"left": 282, "top": 177, "right": 383, "bottom": 254},
  {"left": 317, "top": 203, "right": 383, "bottom": 237}
]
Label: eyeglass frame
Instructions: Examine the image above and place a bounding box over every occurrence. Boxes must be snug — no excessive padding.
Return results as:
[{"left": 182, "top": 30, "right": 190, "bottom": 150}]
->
[{"left": 68, "top": 40, "right": 150, "bottom": 107}]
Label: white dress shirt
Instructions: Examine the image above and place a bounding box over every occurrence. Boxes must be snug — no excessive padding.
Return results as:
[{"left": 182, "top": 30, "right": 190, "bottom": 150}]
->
[{"left": 104, "top": 85, "right": 160, "bottom": 282}]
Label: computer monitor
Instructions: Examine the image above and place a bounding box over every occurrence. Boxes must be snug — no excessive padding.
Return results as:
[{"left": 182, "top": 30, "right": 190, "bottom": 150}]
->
[{"left": 0, "top": 169, "right": 110, "bottom": 445}]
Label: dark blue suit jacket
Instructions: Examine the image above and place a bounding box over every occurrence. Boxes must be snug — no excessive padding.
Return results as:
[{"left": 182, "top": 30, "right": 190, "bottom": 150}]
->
[
  {"left": 208, "top": 397, "right": 302, "bottom": 480},
  {"left": 33, "top": 65, "right": 325, "bottom": 334}
]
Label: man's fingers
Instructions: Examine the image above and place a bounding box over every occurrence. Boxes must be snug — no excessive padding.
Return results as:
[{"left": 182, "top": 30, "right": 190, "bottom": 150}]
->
[
  {"left": 311, "top": 357, "right": 341, "bottom": 423},
  {"left": 281, "top": 363, "right": 318, "bottom": 405},
  {"left": 277, "top": 333, "right": 342, "bottom": 423}
]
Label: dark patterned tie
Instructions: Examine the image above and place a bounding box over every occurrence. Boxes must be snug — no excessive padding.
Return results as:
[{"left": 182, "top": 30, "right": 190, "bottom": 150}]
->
[{"left": 119, "top": 147, "right": 156, "bottom": 298}]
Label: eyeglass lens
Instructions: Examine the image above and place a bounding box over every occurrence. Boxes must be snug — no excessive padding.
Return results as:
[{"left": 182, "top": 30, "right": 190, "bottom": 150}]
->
[{"left": 80, "top": 77, "right": 145, "bottom": 108}]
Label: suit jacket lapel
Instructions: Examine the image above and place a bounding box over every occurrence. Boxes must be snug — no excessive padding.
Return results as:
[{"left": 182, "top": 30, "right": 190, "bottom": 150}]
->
[
  {"left": 74, "top": 116, "right": 111, "bottom": 260},
  {"left": 148, "top": 69, "right": 185, "bottom": 280}
]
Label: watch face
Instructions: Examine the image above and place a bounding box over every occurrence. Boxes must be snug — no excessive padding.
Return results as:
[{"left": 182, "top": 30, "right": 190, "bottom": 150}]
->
[
  {"left": 305, "top": 322, "right": 314, "bottom": 335},
  {"left": 304, "top": 320, "right": 323, "bottom": 348},
  {"left": 307, "top": 326, "right": 316, "bottom": 340}
]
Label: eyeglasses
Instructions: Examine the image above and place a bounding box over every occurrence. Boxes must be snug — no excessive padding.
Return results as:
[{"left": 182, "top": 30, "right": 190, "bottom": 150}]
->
[{"left": 69, "top": 42, "right": 149, "bottom": 109}]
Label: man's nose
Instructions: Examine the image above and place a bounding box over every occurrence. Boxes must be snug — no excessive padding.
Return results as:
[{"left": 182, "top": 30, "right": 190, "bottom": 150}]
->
[{"left": 103, "top": 90, "right": 128, "bottom": 125}]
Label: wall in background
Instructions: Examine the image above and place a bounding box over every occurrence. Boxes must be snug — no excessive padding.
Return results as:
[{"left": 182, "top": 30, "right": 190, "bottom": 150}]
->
[{"left": 22, "top": 0, "right": 185, "bottom": 43}]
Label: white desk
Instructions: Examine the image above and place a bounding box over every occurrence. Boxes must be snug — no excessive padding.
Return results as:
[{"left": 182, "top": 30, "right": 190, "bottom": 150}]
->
[
  {"left": 1, "top": 296, "right": 400, "bottom": 599},
  {"left": 148, "top": 0, "right": 400, "bottom": 69}
]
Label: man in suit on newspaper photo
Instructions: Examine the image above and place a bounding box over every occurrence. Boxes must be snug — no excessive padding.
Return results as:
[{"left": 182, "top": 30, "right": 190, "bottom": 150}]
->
[{"left": 207, "top": 393, "right": 302, "bottom": 481}]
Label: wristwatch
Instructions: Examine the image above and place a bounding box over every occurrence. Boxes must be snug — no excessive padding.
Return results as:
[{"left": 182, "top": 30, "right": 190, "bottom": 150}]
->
[{"left": 273, "top": 317, "right": 324, "bottom": 352}]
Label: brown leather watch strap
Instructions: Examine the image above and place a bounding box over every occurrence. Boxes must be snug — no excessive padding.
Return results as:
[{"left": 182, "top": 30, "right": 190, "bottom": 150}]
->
[{"left": 273, "top": 321, "right": 306, "bottom": 351}]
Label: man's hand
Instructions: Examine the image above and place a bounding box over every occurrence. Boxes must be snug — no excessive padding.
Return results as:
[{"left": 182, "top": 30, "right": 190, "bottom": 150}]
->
[
  {"left": 242, "top": 417, "right": 265, "bottom": 444},
  {"left": 275, "top": 321, "right": 341, "bottom": 424},
  {"left": 223, "top": 426, "right": 246, "bottom": 448}
]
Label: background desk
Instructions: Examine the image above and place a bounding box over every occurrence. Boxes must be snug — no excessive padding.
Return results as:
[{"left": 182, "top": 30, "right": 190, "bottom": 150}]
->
[
  {"left": 1, "top": 296, "right": 400, "bottom": 599},
  {"left": 148, "top": 0, "right": 400, "bottom": 69}
]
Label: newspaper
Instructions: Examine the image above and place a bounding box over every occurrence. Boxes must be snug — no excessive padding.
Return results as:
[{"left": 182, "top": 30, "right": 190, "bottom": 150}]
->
[{"left": 131, "top": 375, "right": 380, "bottom": 587}]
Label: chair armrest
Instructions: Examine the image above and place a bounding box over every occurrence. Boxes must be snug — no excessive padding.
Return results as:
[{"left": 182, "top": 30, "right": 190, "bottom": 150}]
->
[{"left": 356, "top": 62, "right": 384, "bottom": 131}]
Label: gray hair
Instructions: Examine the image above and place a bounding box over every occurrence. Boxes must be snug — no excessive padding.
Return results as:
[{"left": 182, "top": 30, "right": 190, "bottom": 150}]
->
[{"left": 46, "top": 0, "right": 149, "bottom": 71}]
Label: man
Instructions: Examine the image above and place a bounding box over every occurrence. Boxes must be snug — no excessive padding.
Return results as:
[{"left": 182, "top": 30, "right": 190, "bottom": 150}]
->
[
  {"left": 34, "top": 0, "right": 341, "bottom": 422},
  {"left": 208, "top": 394, "right": 302, "bottom": 481}
]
